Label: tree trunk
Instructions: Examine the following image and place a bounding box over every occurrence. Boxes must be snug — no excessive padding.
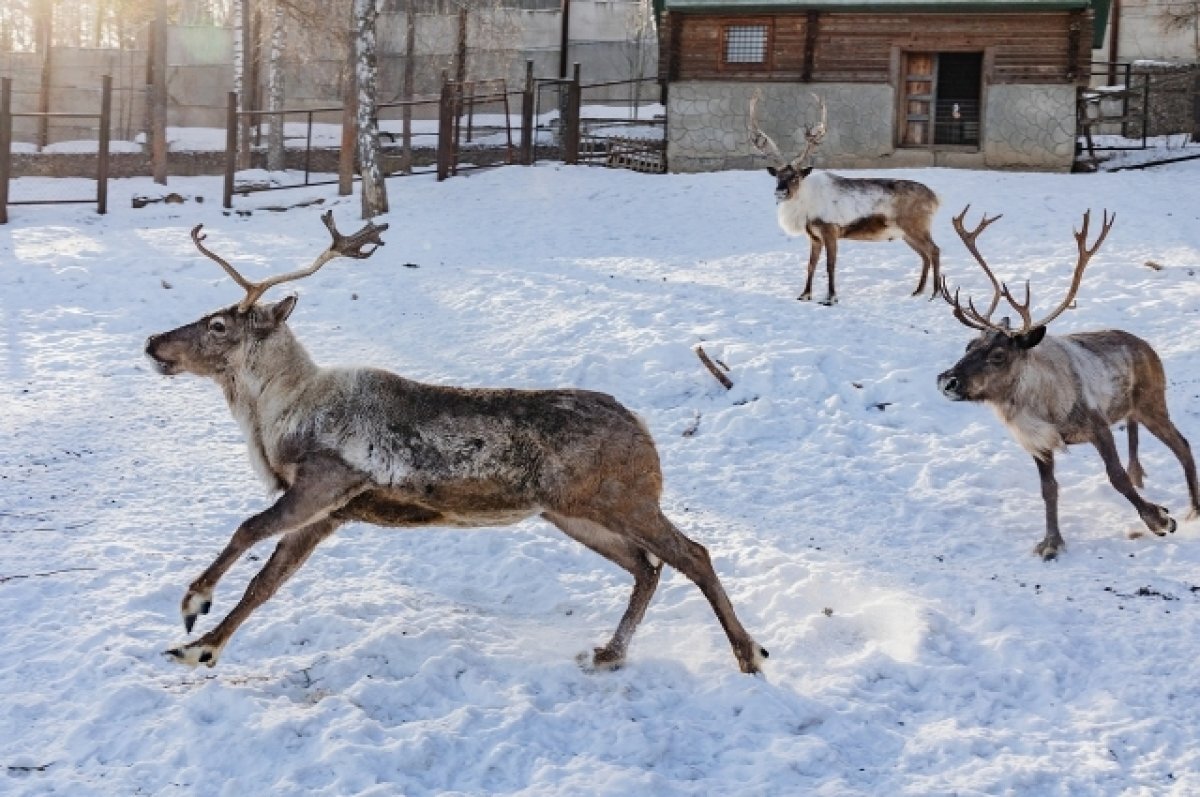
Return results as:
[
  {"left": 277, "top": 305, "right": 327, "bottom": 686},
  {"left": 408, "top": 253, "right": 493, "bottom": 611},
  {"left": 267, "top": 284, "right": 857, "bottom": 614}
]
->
[
  {"left": 35, "top": 0, "right": 52, "bottom": 149},
  {"left": 235, "top": 0, "right": 252, "bottom": 169},
  {"left": 151, "top": 0, "right": 168, "bottom": 184},
  {"left": 354, "top": 0, "right": 388, "bottom": 218},
  {"left": 266, "top": 0, "right": 286, "bottom": 172},
  {"left": 400, "top": 1, "right": 415, "bottom": 175}
]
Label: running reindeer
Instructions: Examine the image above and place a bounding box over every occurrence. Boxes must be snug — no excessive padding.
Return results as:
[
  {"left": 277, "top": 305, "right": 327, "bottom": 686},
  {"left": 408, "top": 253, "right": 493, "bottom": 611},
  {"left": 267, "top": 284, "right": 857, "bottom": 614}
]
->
[
  {"left": 748, "top": 91, "right": 941, "bottom": 305},
  {"left": 936, "top": 207, "right": 1200, "bottom": 559},
  {"left": 144, "top": 211, "right": 767, "bottom": 673}
]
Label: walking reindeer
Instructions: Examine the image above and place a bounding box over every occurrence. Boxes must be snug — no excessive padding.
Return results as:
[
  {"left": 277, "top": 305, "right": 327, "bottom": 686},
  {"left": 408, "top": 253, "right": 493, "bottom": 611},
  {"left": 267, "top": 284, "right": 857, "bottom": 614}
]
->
[
  {"left": 748, "top": 91, "right": 941, "bottom": 305},
  {"left": 936, "top": 207, "right": 1200, "bottom": 559},
  {"left": 145, "top": 211, "right": 768, "bottom": 673}
]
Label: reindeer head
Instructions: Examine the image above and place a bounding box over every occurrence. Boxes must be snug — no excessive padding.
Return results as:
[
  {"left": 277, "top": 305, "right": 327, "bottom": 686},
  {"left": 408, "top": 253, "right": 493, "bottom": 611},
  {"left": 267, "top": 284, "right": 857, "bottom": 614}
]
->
[
  {"left": 145, "top": 211, "right": 387, "bottom": 378},
  {"left": 747, "top": 90, "right": 827, "bottom": 203},
  {"left": 936, "top": 206, "right": 1114, "bottom": 402}
]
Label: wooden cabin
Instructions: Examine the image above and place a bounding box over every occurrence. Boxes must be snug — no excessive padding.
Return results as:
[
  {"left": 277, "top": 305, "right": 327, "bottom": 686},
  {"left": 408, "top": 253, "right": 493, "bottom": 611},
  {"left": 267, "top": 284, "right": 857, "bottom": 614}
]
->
[{"left": 656, "top": 0, "right": 1097, "bottom": 172}]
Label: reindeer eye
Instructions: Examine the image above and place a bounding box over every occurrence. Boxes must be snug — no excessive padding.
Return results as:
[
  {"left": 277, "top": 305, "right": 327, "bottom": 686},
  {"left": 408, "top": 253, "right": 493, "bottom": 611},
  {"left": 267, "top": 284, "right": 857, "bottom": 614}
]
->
[
  {"left": 987, "top": 350, "right": 1008, "bottom": 365},
  {"left": 207, "top": 317, "right": 228, "bottom": 335}
]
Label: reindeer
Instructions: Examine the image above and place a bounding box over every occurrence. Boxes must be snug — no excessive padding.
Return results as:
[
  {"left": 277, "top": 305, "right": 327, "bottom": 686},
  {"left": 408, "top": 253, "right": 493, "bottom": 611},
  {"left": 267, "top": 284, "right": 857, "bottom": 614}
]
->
[
  {"left": 748, "top": 92, "right": 941, "bottom": 305},
  {"left": 936, "top": 207, "right": 1200, "bottom": 559},
  {"left": 144, "top": 211, "right": 768, "bottom": 673}
]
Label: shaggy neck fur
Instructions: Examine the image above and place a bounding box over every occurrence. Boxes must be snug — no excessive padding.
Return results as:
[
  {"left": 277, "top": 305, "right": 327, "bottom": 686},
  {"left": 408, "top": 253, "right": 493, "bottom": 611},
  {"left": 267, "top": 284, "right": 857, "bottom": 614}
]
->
[
  {"left": 218, "top": 325, "right": 319, "bottom": 490},
  {"left": 776, "top": 171, "right": 837, "bottom": 236},
  {"left": 987, "top": 335, "right": 1119, "bottom": 459}
]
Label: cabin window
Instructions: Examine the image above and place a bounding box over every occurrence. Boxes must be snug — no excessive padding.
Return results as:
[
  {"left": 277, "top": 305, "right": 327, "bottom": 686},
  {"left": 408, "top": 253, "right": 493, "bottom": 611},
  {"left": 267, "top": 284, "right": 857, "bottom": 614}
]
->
[
  {"left": 722, "top": 23, "right": 771, "bottom": 68},
  {"left": 900, "top": 51, "right": 983, "bottom": 148}
]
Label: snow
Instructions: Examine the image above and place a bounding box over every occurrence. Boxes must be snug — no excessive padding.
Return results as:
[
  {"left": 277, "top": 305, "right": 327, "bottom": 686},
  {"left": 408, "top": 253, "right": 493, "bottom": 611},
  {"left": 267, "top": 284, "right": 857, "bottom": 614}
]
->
[{"left": 3, "top": 154, "right": 1200, "bottom": 796}]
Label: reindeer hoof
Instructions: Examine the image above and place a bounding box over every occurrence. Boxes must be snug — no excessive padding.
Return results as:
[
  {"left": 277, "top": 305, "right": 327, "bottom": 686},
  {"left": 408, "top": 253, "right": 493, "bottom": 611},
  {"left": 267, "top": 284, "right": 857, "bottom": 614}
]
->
[
  {"left": 1034, "top": 539, "right": 1062, "bottom": 560},
  {"left": 819, "top": 296, "right": 839, "bottom": 307},
  {"left": 181, "top": 589, "right": 213, "bottom": 633},
  {"left": 591, "top": 646, "right": 625, "bottom": 671},
  {"left": 1147, "top": 505, "right": 1174, "bottom": 536},
  {"left": 736, "top": 640, "right": 769, "bottom": 674},
  {"left": 164, "top": 640, "right": 222, "bottom": 668},
  {"left": 797, "top": 293, "right": 813, "bottom": 302},
  {"left": 1187, "top": 507, "right": 1200, "bottom": 522}
]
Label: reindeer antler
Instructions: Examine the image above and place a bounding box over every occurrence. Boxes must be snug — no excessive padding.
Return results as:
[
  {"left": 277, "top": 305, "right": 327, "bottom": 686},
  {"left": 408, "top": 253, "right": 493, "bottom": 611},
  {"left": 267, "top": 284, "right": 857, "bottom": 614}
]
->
[
  {"left": 191, "top": 210, "right": 389, "bottom": 311},
  {"left": 747, "top": 91, "right": 827, "bottom": 169},
  {"left": 939, "top": 207, "right": 1114, "bottom": 336},
  {"left": 747, "top": 89, "right": 785, "bottom": 166},
  {"left": 792, "top": 93, "right": 827, "bottom": 169},
  {"left": 1025, "top": 209, "right": 1115, "bottom": 330},
  {"left": 939, "top": 205, "right": 1007, "bottom": 331}
]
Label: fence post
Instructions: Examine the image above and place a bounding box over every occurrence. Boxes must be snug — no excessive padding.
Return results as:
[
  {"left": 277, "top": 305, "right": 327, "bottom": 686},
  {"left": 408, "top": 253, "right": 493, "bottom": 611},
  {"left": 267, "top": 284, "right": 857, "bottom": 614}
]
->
[
  {"left": 223, "top": 92, "right": 237, "bottom": 209},
  {"left": 97, "top": 75, "right": 111, "bottom": 215},
  {"left": 520, "top": 60, "right": 534, "bottom": 166},
  {"left": 564, "top": 62, "right": 581, "bottom": 165},
  {"left": 1193, "top": 69, "right": 1200, "bottom": 143},
  {"left": 437, "top": 74, "right": 454, "bottom": 181},
  {"left": 0, "top": 78, "right": 10, "bottom": 224}
]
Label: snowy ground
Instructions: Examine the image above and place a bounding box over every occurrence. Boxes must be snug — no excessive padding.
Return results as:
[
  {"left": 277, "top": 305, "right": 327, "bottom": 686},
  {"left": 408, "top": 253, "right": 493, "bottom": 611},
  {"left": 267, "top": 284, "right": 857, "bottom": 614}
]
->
[{"left": 3, "top": 156, "right": 1200, "bottom": 796}]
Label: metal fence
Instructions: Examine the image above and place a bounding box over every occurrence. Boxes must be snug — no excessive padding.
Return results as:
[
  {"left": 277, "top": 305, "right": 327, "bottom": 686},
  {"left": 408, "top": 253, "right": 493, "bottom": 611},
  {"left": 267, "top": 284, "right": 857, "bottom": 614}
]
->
[
  {"left": 1078, "top": 61, "right": 1200, "bottom": 157},
  {"left": 0, "top": 75, "right": 111, "bottom": 222}
]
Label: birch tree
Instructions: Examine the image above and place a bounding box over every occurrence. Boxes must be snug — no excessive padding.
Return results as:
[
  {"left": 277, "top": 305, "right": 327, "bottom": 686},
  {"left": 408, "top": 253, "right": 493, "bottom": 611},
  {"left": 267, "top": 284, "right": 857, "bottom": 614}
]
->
[
  {"left": 623, "top": 0, "right": 657, "bottom": 118},
  {"left": 265, "top": 0, "right": 286, "bottom": 171},
  {"left": 354, "top": 0, "right": 388, "bottom": 218},
  {"left": 233, "top": 0, "right": 250, "bottom": 168},
  {"left": 399, "top": 1, "right": 415, "bottom": 174}
]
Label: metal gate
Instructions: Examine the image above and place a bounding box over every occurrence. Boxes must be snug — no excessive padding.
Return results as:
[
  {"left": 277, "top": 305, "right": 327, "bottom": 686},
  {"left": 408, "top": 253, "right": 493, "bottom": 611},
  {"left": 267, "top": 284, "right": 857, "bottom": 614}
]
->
[{"left": 0, "top": 75, "right": 112, "bottom": 223}]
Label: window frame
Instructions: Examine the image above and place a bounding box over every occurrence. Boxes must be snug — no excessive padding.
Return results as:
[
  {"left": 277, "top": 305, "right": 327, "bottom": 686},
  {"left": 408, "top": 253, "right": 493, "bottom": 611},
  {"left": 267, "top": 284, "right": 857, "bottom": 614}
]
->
[{"left": 719, "top": 19, "right": 774, "bottom": 72}]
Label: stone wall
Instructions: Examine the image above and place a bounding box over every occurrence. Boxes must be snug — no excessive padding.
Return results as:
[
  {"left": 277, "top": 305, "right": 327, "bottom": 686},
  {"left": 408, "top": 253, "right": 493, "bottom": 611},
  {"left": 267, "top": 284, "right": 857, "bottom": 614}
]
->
[
  {"left": 1126, "top": 62, "right": 1200, "bottom": 138},
  {"left": 667, "top": 81, "right": 1078, "bottom": 173},
  {"left": 982, "top": 84, "right": 1077, "bottom": 170},
  {"left": 666, "top": 82, "right": 895, "bottom": 174}
]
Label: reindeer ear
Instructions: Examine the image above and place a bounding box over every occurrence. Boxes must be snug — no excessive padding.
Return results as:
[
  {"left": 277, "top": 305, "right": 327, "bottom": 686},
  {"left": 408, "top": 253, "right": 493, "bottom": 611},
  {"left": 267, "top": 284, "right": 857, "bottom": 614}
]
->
[
  {"left": 800, "top": 166, "right": 814, "bottom": 178},
  {"left": 1014, "top": 325, "right": 1047, "bottom": 350},
  {"left": 254, "top": 295, "right": 298, "bottom": 330},
  {"left": 271, "top": 294, "right": 298, "bottom": 325}
]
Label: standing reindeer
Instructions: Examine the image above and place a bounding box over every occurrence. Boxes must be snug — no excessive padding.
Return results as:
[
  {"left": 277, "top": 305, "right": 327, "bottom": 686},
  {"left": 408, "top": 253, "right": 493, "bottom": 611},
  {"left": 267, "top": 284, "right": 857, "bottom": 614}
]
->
[
  {"left": 144, "top": 211, "right": 768, "bottom": 673},
  {"left": 936, "top": 207, "right": 1200, "bottom": 559},
  {"left": 748, "top": 92, "right": 941, "bottom": 305}
]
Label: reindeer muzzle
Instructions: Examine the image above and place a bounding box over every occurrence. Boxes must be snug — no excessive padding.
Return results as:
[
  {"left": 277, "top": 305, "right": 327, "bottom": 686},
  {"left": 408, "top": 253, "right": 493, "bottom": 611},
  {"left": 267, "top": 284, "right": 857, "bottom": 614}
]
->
[
  {"left": 145, "top": 334, "right": 180, "bottom": 376},
  {"left": 937, "top": 371, "right": 966, "bottom": 401}
]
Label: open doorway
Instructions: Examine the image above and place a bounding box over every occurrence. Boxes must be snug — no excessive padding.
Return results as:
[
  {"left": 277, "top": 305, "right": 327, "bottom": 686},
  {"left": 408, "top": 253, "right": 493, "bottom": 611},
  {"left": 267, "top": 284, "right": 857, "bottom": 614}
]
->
[
  {"left": 900, "top": 51, "right": 983, "bottom": 148},
  {"left": 935, "top": 53, "right": 982, "bottom": 146}
]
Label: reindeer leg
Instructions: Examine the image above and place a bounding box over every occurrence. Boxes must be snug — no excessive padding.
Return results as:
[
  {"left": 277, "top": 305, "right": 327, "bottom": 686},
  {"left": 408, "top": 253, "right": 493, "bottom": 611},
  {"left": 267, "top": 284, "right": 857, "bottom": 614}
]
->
[
  {"left": 905, "top": 234, "right": 940, "bottom": 298},
  {"left": 927, "top": 240, "right": 941, "bottom": 300},
  {"left": 177, "top": 452, "right": 368, "bottom": 635},
  {"left": 1033, "top": 454, "right": 1064, "bottom": 560},
  {"left": 799, "top": 234, "right": 821, "bottom": 301},
  {"left": 1137, "top": 410, "right": 1200, "bottom": 520},
  {"left": 543, "top": 512, "right": 662, "bottom": 670},
  {"left": 1126, "top": 421, "right": 1145, "bottom": 488},
  {"left": 820, "top": 230, "right": 839, "bottom": 306},
  {"left": 166, "top": 519, "right": 339, "bottom": 667},
  {"left": 610, "top": 507, "right": 767, "bottom": 674},
  {"left": 1092, "top": 422, "right": 1176, "bottom": 535}
]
